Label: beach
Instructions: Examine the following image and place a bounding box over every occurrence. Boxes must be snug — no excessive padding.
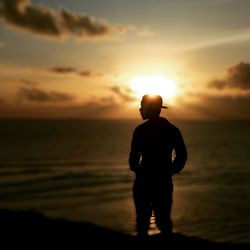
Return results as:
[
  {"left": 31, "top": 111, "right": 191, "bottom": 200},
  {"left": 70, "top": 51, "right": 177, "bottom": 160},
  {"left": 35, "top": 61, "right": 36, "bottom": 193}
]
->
[{"left": 1, "top": 209, "right": 249, "bottom": 250}]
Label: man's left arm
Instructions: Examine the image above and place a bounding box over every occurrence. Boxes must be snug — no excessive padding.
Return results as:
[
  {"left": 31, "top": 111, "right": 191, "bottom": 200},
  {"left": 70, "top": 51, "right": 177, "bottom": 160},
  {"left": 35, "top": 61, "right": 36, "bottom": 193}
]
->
[{"left": 172, "top": 128, "right": 187, "bottom": 175}]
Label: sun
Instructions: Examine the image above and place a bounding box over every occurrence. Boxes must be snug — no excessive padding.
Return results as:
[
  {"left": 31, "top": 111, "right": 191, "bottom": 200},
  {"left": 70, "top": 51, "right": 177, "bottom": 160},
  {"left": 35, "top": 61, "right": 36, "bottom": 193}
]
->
[{"left": 129, "top": 74, "right": 178, "bottom": 102}]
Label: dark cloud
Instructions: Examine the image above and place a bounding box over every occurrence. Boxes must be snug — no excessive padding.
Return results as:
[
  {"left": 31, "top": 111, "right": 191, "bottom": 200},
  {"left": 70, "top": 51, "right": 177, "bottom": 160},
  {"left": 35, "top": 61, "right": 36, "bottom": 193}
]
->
[
  {"left": 19, "top": 78, "right": 40, "bottom": 86},
  {"left": 67, "top": 96, "right": 119, "bottom": 118},
  {"left": 110, "top": 85, "right": 136, "bottom": 102},
  {"left": 176, "top": 92, "right": 250, "bottom": 120},
  {"left": 209, "top": 62, "right": 250, "bottom": 90},
  {"left": 0, "top": 0, "right": 124, "bottom": 40},
  {"left": 17, "top": 86, "right": 76, "bottom": 103},
  {"left": 203, "top": 94, "right": 250, "bottom": 120},
  {"left": 0, "top": 95, "right": 120, "bottom": 118},
  {"left": 60, "top": 8, "right": 124, "bottom": 38},
  {"left": 49, "top": 66, "right": 103, "bottom": 77},
  {"left": 78, "top": 70, "right": 92, "bottom": 77},
  {"left": 49, "top": 66, "right": 77, "bottom": 73}
]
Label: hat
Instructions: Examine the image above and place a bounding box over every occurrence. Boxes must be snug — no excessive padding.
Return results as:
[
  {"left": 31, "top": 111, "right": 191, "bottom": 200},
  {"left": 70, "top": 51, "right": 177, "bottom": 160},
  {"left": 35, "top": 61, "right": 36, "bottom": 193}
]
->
[{"left": 141, "top": 95, "right": 167, "bottom": 109}]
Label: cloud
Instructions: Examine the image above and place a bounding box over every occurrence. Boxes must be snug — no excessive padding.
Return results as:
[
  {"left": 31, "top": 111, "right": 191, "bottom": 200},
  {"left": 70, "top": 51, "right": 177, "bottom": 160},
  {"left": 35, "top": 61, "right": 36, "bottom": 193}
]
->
[
  {"left": 19, "top": 78, "right": 40, "bottom": 86},
  {"left": 128, "top": 25, "right": 154, "bottom": 37},
  {"left": 66, "top": 96, "right": 119, "bottom": 118},
  {"left": 80, "top": 96, "right": 117, "bottom": 112},
  {"left": 0, "top": 0, "right": 124, "bottom": 40},
  {"left": 49, "top": 66, "right": 77, "bottom": 74},
  {"left": 165, "top": 90, "right": 250, "bottom": 120},
  {"left": 110, "top": 85, "right": 136, "bottom": 102},
  {"left": 17, "top": 86, "right": 76, "bottom": 103},
  {"left": 49, "top": 66, "right": 103, "bottom": 77},
  {"left": 181, "top": 30, "right": 250, "bottom": 52},
  {"left": 195, "top": 94, "right": 250, "bottom": 120},
  {"left": 209, "top": 62, "right": 250, "bottom": 90},
  {"left": 78, "top": 70, "right": 93, "bottom": 77},
  {"left": 0, "top": 95, "right": 121, "bottom": 118},
  {"left": 78, "top": 69, "right": 104, "bottom": 77}
]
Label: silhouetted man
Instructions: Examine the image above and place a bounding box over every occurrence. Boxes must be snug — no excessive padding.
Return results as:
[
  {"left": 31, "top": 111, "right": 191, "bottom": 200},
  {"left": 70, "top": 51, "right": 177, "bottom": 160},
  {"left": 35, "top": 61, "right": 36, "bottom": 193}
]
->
[{"left": 129, "top": 94, "right": 187, "bottom": 237}]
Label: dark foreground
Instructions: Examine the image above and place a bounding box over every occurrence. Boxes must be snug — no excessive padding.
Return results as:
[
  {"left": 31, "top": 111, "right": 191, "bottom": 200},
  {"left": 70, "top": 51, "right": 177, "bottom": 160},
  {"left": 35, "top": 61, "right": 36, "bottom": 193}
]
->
[{"left": 0, "top": 209, "right": 249, "bottom": 250}]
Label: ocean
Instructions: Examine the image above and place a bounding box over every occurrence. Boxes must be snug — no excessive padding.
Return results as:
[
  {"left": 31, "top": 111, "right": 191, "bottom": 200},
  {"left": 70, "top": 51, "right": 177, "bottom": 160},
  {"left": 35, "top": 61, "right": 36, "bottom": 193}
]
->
[{"left": 0, "top": 119, "right": 250, "bottom": 243}]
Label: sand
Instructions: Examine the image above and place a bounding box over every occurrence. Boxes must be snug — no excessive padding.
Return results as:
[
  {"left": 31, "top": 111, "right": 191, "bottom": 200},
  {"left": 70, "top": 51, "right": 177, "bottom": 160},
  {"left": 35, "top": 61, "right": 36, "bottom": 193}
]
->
[{"left": 0, "top": 209, "right": 249, "bottom": 250}]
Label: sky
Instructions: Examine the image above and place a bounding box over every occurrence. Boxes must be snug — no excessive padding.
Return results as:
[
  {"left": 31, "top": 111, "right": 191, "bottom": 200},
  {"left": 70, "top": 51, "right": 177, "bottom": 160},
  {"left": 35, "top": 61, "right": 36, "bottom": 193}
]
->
[{"left": 1, "top": 0, "right": 250, "bottom": 120}]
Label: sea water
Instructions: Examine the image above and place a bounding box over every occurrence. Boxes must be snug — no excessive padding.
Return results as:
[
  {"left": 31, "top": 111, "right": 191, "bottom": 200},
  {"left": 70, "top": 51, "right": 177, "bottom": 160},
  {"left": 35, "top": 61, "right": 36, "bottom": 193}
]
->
[{"left": 0, "top": 119, "right": 250, "bottom": 243}]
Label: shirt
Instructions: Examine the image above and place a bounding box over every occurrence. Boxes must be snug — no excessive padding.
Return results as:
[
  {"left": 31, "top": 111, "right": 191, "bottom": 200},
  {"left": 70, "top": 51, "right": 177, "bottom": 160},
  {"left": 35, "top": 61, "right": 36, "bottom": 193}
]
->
[{"left": 129, "top": 117, "right": 187, "bottom": 178}]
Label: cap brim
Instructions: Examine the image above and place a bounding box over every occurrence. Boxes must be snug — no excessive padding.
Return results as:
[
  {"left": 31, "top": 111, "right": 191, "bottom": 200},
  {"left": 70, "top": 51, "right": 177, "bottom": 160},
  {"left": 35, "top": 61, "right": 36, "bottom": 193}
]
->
[{"left": 161, "top": 106, "right": 168, "bottom": 109}]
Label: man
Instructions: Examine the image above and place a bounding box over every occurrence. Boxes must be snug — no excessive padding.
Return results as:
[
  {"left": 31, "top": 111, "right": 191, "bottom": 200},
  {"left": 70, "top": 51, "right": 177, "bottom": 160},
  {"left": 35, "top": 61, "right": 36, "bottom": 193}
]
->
[{"left": 129, "top": 94, "right": 187, "bottom": 237}]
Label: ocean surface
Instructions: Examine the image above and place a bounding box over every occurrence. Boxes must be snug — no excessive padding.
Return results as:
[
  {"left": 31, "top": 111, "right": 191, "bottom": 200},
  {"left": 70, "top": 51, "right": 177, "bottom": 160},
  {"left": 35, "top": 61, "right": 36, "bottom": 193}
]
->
[{"left": 0, "top": 119, "right": 250, "bottom": 243}]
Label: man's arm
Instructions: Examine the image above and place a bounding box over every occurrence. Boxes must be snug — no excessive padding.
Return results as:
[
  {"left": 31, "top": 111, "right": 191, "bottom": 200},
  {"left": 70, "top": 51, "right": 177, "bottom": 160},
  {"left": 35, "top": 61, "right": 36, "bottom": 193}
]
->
[
  {"left": 172, "top": 128, "right": 187, "bottom": 175},
  {"left": 129, "top": 128, "right": 141, "bottom": 173}
]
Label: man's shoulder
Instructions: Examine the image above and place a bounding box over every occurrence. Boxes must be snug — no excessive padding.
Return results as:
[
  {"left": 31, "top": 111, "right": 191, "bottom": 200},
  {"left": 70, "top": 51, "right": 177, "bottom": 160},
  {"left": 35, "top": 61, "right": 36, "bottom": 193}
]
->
[
  {"left": 134, "top": 120, "right": 148, "bottom": 132},
  {"left": 160, "top": 117, "right": 182, "bottom": 134},
  {"left": 134, "top": 117, "right": 181, "bottom": 132},
  {"left": 159, "top": 117, "right": 175, "bottom": 127}
]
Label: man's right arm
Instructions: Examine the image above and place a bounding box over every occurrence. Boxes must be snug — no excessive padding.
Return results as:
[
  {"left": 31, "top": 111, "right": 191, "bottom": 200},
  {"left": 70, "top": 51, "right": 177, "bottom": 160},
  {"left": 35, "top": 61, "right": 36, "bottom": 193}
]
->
[{"left": 129, "top": 128, "right": 141, "bottom": 173}]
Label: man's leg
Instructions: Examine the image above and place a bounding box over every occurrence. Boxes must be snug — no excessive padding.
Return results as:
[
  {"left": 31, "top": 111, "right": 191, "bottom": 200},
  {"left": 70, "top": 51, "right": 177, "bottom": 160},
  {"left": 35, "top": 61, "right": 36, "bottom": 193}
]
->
[
  {"left": 152, "top": 180, "right": 173, "bottom": 235},
  {"left": 133, "top": 179, "right": 152, "bottom": 237}
]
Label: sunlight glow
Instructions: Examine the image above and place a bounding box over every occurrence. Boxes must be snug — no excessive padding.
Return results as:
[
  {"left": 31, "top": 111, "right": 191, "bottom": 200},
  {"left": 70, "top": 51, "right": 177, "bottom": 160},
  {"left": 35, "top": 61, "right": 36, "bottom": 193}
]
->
[{"left": 129, "top": 74, "right": 177, "bottom": 101}]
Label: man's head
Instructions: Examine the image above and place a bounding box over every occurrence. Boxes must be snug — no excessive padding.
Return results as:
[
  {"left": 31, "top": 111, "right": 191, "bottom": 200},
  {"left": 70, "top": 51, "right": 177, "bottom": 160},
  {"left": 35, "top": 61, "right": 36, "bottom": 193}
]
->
[{"left": 140, "top": 94, "right": 167, "bottom": 120}]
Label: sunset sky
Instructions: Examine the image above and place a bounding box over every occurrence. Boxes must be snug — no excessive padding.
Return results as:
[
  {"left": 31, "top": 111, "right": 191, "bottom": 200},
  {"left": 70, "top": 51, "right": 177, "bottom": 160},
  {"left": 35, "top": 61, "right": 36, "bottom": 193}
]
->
[{"left": 1, "top": 0, "right": 250, "bottom": 120}]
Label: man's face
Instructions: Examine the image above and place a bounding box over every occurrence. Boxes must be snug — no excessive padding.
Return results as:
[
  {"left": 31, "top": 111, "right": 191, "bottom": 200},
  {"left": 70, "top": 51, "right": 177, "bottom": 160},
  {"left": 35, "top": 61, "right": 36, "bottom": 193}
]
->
[{"left": 139, "top": 101, "right": 149, "bottom": 120}]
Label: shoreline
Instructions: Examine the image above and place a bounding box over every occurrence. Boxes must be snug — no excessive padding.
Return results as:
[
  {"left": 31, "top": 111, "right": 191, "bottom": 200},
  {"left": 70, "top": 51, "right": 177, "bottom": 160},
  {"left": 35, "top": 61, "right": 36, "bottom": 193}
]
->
[{"left": 0, "top": 209, "right": 249, "bottom": 249}]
